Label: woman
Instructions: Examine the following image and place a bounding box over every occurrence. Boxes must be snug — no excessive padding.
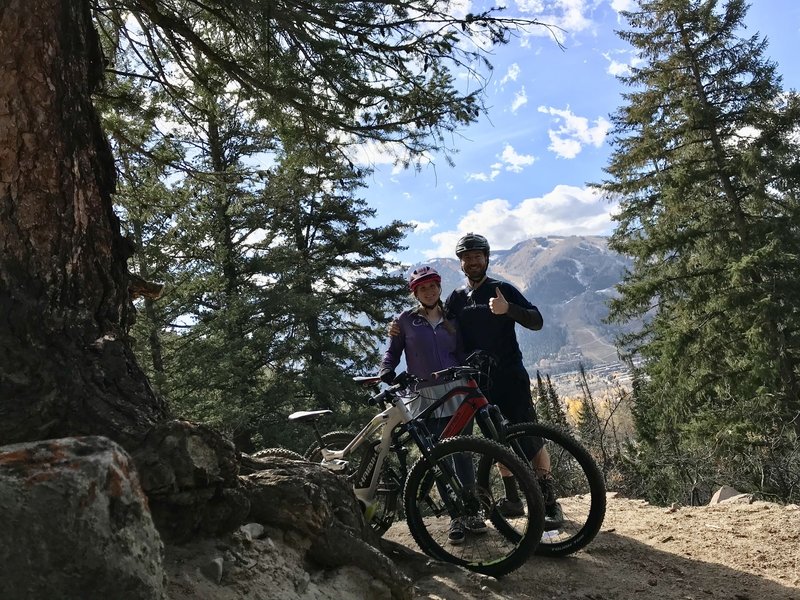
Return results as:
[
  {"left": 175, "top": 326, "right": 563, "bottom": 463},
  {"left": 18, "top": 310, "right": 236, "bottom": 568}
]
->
[{"left": 379, "top": 265, "right": 485, "bottom": 544}]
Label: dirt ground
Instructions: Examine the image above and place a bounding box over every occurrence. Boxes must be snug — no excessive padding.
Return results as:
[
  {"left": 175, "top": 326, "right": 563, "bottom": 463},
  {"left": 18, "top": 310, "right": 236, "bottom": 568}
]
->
[
  {"left": 166, "top": 494, "right": 800, "bottom": 600},
  {"left": 385, "top": 495, "right": 800, "bottom": 600}
]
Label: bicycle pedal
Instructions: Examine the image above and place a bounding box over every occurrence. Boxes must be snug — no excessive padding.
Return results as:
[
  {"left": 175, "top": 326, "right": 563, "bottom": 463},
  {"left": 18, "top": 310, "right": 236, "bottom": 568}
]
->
[{"left": 322, "top": 458, "right": 349, "bottom": 472}]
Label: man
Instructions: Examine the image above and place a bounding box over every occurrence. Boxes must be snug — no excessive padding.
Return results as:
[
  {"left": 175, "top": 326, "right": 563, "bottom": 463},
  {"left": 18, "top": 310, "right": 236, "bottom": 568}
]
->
[{"left": 444, "top": 233, "right": 562, "bottom": 528}]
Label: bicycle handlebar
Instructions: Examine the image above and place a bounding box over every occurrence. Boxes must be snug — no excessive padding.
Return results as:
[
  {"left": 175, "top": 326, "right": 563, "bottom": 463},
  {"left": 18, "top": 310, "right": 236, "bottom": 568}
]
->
[
  {"left": 431, "top": 365, "right": 482, "bottom": 381},
  {"left": 366, "top": 371, "right": 419, "bottom": 406}
]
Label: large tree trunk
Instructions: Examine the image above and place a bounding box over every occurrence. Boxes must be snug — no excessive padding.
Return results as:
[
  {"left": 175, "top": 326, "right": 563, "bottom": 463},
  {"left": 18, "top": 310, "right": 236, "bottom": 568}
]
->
[{"left": 0, "top": 0, "right": 167, "bottom": 446}]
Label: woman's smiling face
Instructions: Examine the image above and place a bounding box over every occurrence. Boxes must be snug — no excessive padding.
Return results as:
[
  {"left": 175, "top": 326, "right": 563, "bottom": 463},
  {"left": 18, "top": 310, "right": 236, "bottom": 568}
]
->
[{"left": 415, "top": 280, "right": 441, "bottom": 305}]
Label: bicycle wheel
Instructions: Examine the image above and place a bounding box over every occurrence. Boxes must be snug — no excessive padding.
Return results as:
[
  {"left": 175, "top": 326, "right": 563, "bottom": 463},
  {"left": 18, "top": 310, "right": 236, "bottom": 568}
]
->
[
  {"left": 503, "top": 422, "right": 606, "bottom": 557},
  {"left": 252, "top": 447, "right": 305, "bottom": 460},
  {"left": 305, "top": 431, "right": 402, "bottom": 536},
  {"left": 403, "top": 436, "right": 544, "bottom": 577}
]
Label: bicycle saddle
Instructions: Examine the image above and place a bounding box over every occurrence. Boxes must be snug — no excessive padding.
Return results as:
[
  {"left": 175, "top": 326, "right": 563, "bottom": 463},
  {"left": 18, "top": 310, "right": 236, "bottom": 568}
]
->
[{"left": 288, "top": 409, "right": 333, "bottom": 423}]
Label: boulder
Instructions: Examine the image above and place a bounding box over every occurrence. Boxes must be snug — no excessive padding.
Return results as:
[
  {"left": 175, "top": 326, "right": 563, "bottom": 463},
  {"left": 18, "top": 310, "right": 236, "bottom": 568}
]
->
[
  {"left": 0, "top": 436, "right": 165, "bottom": 599},
  {"left": 132, "top": 420, "right": 249, "bottom": 541},
  {"left": 709, "top": 485, "right": 752, "bottom": 505},
  {"left": 241, "top": 455, "right": 412, "bottom": 599}
]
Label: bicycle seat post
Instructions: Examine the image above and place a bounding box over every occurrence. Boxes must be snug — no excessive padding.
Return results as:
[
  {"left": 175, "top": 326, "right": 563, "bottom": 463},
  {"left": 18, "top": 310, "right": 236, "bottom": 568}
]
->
[{"left": 311, "top": 422, "right": 326, "bottom": 448}]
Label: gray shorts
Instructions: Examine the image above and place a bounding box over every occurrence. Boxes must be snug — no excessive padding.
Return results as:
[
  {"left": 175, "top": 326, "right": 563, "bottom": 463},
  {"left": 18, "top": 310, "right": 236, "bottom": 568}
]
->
[{"left": 404, "top": 378, "right": 470, "bottom": 419}]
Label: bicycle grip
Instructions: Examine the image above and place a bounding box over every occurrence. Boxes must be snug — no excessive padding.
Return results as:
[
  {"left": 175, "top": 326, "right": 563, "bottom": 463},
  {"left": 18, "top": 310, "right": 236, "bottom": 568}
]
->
[{"left": 367, "top": 390, "right": 387, "bottom": 406}]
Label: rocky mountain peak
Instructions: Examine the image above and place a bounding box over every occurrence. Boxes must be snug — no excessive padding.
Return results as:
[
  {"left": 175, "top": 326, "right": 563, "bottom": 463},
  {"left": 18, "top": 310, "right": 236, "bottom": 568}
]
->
[{"left": 418, "top": 235, "right": 634, "bottom": 374}]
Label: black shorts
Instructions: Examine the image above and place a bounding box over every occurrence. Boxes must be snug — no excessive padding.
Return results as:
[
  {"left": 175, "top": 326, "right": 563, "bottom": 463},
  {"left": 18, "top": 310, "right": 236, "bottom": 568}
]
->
[{"left": 485, "top": 366, "right": 544, "bottom": 458}]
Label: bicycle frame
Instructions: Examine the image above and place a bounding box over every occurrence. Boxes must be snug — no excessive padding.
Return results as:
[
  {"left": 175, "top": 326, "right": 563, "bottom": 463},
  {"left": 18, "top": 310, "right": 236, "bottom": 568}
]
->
[
  {"left": 313, "top": 386, "right": 465, "bottom": 518},
  {"left": 414, "top": 376, "right": 507, "bottom": 444}
]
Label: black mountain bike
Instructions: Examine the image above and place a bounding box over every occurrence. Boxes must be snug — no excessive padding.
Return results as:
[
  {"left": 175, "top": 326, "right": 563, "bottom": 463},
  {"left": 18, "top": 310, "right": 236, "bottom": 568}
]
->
[
  {"left": 427, "top": 353, "right": 606, "bottom": 557},
  {"left": 289, "top": 372, "right": 546, "bottom": 577}
]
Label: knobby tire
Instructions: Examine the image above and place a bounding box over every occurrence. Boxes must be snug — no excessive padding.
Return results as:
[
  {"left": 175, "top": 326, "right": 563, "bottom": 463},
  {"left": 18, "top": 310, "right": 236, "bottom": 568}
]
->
[{"left": 403, "top": 436, "right": 544, "bottom": 577}]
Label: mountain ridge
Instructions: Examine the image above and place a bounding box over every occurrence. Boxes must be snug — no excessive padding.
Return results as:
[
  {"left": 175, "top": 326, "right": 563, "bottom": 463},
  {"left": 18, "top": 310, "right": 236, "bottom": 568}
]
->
[{"left": 419, "top": 235, "right": 634, "bottom": 376}]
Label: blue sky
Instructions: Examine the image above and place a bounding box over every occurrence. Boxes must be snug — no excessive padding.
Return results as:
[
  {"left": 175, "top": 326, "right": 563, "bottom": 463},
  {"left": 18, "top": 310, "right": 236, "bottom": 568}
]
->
[{"left": 357, "top": 0, "right": 800, "bottom": 265}]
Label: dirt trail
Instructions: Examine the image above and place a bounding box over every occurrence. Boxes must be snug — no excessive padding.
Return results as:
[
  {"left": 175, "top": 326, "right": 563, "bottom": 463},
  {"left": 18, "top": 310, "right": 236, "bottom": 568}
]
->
[
  {"left": 165, "top": 495, "right": 800, "bottom": 600},
  {"left": 384, "top": 496, "right": 800, "bottom": 600}
]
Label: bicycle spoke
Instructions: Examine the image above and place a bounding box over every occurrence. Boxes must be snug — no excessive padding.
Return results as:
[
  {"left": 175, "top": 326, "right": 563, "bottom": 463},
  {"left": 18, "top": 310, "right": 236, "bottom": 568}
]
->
[
  {"left": 404, "top": 436, "right": 544, "bottom": 577},
  {"left": 504, "top": 423, "right": 606, "bottom": 557}
]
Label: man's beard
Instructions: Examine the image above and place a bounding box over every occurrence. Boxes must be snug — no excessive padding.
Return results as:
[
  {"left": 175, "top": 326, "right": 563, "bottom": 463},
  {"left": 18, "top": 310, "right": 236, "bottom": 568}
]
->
[{"left": 464, "top": 266, "right": 487, "bottom": 283}]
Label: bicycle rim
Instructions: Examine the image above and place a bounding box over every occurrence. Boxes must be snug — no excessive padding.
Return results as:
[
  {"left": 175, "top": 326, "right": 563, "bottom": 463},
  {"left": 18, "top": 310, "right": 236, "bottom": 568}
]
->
[
  {"left": 505, "top": 423, "right": 606, "bottom": 557},
  {"left": 403, "top": 436, "right": 544, "bottom": 577}
]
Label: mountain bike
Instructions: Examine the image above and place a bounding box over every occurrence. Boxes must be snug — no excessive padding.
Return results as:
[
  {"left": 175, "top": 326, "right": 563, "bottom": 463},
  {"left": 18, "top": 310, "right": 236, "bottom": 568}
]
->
[
  {"left": 289, "top": 372, "right": 545, "bottom": 577},
  {"left": 426, "top": 354, "right": 606, "bottom": 557}
]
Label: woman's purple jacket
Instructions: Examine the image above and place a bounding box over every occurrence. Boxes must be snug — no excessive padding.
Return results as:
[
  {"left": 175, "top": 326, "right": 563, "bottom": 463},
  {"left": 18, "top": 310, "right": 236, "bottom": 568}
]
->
[{"left": 380, "top": 309, "right": 465, "bottom": 387}]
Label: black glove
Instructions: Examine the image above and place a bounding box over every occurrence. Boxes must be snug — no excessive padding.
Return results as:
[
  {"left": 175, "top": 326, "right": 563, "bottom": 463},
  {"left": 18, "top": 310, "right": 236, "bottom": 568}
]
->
[{"left": 379, "top": 369, "right": 396, "bottom": 384}]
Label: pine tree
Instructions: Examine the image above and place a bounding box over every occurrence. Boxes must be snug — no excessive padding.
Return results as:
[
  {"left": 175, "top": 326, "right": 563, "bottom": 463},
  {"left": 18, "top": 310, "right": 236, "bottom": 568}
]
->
[
  {"left": 599, "top": 0, "right": 800, "bottom": 501},
  {"left": 545, "top": 374, "right": 570, "bottom": 430},
  {"left": 576, "top": 365, "right": 601, "bottom": 446},
  {"left": 83, "top": 3, "right": 558, "bottom": 450},
  {"left": 535, "top": 371, "right": 553, "bottom": 424},
  {"left": 106, "top": 56, "right": 411, "bottom": 447},
  {"left": 256, "top": 131, "right": 410, "bottom": 410}
]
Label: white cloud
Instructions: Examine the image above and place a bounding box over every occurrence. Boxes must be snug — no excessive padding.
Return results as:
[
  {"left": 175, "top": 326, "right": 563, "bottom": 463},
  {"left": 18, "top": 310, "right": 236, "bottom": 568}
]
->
[
  {"left": 511, "top": 86, "right": 528, "bottom": 113},
  {"left": 604, "top": 55, "right": 631, "bottom": 76},
  {"left": 610, "top": 0, "right": 636, "bottom": 14},
  {"left": 602, "top": 50, "right": 644, "bottom": 77},
  {"left": 466, "top": 145, "right": 535, "bottom": 181},
  {"left": 537, "top": 105, "right": 610, "bottom": 159},
  {"left": 514, "top": 0, "right": 595, "bottom": 44},
  {"left": 426, "top": 185, "right": 617, "bottom": 257},
  {"left": 346, "top": 139, "right": 400, "bottom": 167},
  {"left": 409, "top": 219, "right": 437, "bottom": 233},
  {"left": 501, "top": 63, "right": 521, "bottom": 84},
  {"left": 500, "top": 144, "right": 535, "bottom": 172},
  {"left": 515, "top": 0, "right": 546, "bottom": 11},
  {"left": 346, "top": 139, "right": 436, "bottom": 175},
  {"left": 466, "top": 167, "right": 500, "bottom": 182},
  {"left": 469, "top": 162, "right": 503, "bottom": 181}
]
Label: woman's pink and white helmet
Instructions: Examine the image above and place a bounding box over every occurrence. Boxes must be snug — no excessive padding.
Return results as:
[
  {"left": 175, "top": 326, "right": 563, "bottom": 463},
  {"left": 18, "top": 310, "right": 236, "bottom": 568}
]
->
[{"left": 408, "top": 265, "right": 441, "bottom": 292}]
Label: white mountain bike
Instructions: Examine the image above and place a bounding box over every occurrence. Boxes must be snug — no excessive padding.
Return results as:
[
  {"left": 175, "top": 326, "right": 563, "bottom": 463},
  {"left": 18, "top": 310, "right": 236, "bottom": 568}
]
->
[{"left": 284, "top": 372, "right": 546, "bottom": 577}]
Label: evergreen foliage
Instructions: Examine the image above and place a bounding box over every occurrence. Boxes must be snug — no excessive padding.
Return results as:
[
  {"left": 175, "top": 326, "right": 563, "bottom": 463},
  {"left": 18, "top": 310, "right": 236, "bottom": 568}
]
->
[
  {"left": 88, "top": 0, "right": 558, "bottom": 452},
  {"left": 599, "top": 0, "right": 800, "bottom": 503},
  {"left": 535, "top": 371, "right": 570, "bottom": 429},
  {"left": 92, "top": 0, "right": 550, "bottom": 165},
  {"left": 545, "top": 374, "right": 570, "bottom": 429},
  {"left": 576, "top": 365, "right": 601, "bottom": 448},
  {"left": 534, "top": 372, "right": 553, "bottom": 424}
]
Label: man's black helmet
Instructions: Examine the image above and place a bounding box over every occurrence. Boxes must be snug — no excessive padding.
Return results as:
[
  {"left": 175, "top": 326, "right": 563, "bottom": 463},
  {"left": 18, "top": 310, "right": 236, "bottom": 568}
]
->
[{"left": 455, "top": 232, "right": 490, "bottom": 258}]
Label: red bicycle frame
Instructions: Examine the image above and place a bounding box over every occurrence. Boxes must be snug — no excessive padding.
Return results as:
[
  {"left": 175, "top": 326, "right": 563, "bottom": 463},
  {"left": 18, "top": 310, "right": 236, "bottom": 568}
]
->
[{"left": 435, "top": 378, "right": 491, "bottom": 439}]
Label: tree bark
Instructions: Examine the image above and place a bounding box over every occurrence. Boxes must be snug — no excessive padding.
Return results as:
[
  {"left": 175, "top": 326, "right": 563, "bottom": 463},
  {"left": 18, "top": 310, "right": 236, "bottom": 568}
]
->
[{"left": 0, "top": 0, "right": 166, "bottom": 446}]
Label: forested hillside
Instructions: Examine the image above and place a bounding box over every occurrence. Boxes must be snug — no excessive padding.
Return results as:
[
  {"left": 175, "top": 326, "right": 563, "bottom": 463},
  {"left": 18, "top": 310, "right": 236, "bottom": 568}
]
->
[{"left": 597, "top": 0, "right": 800, "bottom": 506}]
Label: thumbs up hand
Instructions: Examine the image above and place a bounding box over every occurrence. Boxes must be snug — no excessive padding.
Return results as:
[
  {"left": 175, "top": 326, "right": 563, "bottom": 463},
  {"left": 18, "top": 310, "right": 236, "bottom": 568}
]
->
[{"left": 489, "top": 287, "right": 509, "bottom": 315}]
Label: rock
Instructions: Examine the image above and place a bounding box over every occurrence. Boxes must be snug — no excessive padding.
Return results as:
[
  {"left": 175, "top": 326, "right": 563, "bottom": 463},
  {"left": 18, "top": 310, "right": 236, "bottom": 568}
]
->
[
  {"left": 723, "top": 493, "right": 754, "bottom": 504},
  {"left": 0, "top": 436, "right": 165, "bottom": 600},
  {"left": 240, "top": 522, "right": 266, "bottom": 540},
  {"left": 132, "top": 420, "right": 249, "bottom": 541},
  {"left": 295, "top": 570, "right": 311, "bottom": 593},
  {"left": 709, "top": 485, "right": 742, "bottom": 505},
  {"left": 241, "top": 455, "right": 413, "bottom": 600},
  {"left": 199, "top": 557, "right": 224, "bottom": 584}
]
